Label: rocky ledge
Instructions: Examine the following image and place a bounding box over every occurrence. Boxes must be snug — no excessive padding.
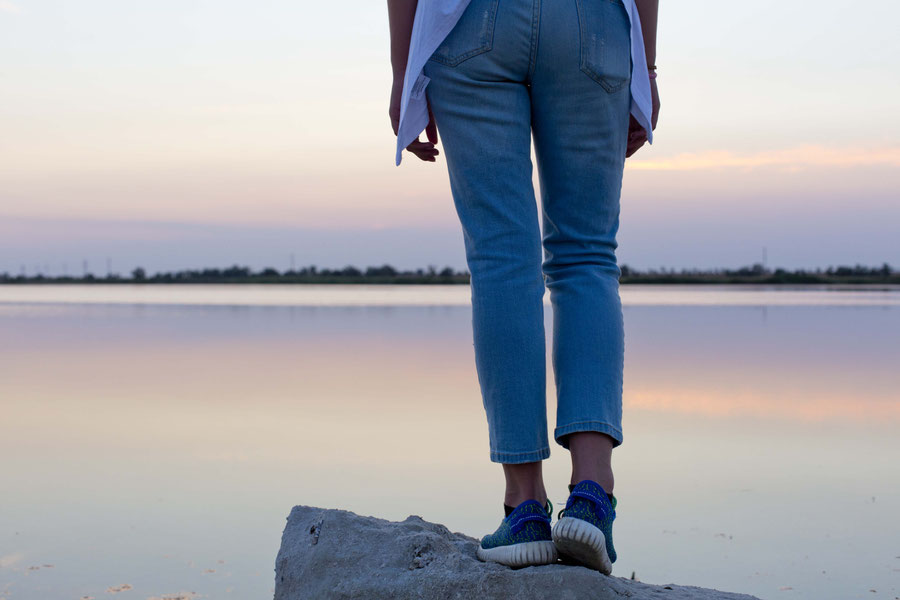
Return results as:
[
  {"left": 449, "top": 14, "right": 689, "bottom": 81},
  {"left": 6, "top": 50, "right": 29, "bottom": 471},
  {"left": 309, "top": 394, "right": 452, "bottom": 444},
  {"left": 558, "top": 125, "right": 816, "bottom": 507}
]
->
[{"left": 274, "top": 505, "right": 761, "bottom": 600}]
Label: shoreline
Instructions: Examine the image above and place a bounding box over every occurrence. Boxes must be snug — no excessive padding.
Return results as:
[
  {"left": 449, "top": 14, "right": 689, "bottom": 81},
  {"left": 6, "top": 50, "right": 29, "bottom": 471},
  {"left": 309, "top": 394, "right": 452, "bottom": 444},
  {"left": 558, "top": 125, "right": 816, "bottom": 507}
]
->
[{"left": 2, "top": 279, "right": 900, "bottom": 287}]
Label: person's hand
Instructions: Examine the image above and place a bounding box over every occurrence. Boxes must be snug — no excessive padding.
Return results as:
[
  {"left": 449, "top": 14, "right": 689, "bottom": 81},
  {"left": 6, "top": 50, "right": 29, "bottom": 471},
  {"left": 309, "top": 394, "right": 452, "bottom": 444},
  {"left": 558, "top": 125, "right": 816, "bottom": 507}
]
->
[
  {"left": 390, "top": 76, "right": 440, "bottom": 162},
  {"left": 625, "top": 77, "right": 660, "bottom": 158}
]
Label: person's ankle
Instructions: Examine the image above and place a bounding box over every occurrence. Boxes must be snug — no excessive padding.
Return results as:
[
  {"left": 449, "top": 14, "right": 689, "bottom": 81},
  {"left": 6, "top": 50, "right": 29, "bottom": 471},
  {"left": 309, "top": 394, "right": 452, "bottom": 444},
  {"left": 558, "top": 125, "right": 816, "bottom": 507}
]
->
[
  {"left": 504, "top": 493, "right": 548, "bottom": 508},
  {"left": 504, "top": 489, "right": 548, "bottom": 511},
  {"left": 570, "top": 471, "right": 613, "bottom": 494},
  {"left": 504, "top": 498, "right": 550, "bottom": 518}
]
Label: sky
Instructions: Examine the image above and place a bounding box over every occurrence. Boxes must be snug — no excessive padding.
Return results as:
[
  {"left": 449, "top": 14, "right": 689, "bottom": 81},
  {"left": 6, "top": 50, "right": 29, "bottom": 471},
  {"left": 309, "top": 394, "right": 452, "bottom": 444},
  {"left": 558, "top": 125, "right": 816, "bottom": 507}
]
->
[{"left": 0, "top": 0, "right": 898, "bottom": 276}]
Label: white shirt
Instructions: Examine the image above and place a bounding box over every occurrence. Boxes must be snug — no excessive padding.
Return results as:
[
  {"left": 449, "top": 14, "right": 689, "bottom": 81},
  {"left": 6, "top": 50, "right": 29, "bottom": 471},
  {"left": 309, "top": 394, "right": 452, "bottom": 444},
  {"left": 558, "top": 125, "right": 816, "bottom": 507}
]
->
[{"left": 395, "top": 0, "right": 653, "bottom": 166}]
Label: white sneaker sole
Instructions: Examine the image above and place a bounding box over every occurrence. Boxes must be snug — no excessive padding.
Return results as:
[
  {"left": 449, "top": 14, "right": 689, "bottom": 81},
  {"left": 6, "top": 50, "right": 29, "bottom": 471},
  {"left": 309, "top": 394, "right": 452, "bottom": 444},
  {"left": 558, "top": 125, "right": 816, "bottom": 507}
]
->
[
  {"left": 551, "top": 517, "right": 613, "bottom": 575},
  {"left": 475, "top": 540, "right": 558, "bottom": 567}
]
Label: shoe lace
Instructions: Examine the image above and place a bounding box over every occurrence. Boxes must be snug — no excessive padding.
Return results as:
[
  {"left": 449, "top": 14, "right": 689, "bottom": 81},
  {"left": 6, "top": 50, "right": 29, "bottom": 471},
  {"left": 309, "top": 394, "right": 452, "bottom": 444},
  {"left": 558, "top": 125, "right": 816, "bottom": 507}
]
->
[{"left": 557, "top": 492, "right": 617, "bottom": 520}]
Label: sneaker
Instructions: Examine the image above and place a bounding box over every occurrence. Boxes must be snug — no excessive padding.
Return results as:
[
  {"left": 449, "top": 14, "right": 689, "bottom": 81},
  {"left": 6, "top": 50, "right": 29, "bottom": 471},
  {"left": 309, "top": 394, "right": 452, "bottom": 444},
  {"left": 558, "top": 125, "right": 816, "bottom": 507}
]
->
[
  {"left": 475, "top": 499, "right": 558, "bottom": 567},
  {"left": 551, "top": 480, "right": 617, "bottom": 575}
]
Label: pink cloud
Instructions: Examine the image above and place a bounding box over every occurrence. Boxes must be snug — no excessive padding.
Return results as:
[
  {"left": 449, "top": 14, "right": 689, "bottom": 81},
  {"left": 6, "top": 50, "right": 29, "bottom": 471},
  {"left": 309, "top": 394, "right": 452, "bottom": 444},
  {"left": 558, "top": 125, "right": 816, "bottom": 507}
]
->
[{"left": 627, "top": 145, "right": 900, "bottom": 171}]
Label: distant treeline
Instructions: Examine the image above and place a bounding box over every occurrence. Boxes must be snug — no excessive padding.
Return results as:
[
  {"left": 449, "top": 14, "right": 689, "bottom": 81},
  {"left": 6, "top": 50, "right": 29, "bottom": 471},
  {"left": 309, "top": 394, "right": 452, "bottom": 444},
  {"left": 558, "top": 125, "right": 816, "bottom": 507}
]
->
[
  {"left": 619, "top": 263, "right": 898, "bottom": 284},
  {"left": 2, "top": 262, "right": 898, "bottom": 285}
]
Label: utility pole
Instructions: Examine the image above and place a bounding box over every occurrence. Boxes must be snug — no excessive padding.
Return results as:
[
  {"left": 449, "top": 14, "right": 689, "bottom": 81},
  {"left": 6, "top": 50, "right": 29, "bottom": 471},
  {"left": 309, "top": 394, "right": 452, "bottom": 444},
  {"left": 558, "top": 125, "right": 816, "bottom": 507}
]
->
[
  {"left": 290, "top": 253, "right": 296, "bottom": 272},
  {"left": 762, "top": 246, "right": 768, "bottom": 269},
  {"left": 82, "top": 260, "right": 88, "bottom": 277},
  {"left": 106, "top": 257, "right": 112, "bottom": 278}
]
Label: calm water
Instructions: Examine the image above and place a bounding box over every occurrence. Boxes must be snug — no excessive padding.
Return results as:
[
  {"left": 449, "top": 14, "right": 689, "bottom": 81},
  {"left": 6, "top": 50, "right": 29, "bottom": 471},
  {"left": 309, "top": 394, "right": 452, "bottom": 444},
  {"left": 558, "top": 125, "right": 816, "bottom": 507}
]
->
[{"left": 0, "top": 285, "right": 897, "bottom": 600}]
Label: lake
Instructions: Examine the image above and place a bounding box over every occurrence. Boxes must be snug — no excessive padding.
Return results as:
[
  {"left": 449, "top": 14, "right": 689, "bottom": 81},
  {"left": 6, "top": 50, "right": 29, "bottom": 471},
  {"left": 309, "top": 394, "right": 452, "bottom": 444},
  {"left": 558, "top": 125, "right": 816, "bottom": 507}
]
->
[{"left": 1, "top": 284, "right": 898, "bottom": 600}]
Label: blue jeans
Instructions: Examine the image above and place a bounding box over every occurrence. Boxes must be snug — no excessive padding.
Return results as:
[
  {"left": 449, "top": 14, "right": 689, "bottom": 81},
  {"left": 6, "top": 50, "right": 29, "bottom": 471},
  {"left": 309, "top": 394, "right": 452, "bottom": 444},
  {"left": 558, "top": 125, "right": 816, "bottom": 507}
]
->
[{"left": 423, "top": 0, "right": 632, "bottom": 464}]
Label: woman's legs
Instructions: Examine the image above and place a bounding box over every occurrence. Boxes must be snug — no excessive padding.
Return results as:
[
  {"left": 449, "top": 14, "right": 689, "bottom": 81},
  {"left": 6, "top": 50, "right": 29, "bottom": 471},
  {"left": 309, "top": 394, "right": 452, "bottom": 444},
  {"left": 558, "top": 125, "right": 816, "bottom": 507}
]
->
[
  {"left": 423, "top": 0, "right": 550, "bottom": 473},
  {"left": 424, "top": 0, "right": 630, "bottom": 506},
  {"left": 530, "top": 0, "right": 633, "bottom": 471}
]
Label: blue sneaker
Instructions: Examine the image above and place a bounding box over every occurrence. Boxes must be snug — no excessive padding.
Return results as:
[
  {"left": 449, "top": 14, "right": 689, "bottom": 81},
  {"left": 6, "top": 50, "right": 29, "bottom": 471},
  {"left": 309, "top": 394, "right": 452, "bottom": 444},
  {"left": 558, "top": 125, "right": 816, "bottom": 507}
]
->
[
  {"left": 475, "top": 499, "right": 558, "bottom": 567},
  {"left": 552, "top": 480, "right": 617, "bottom": 575}
]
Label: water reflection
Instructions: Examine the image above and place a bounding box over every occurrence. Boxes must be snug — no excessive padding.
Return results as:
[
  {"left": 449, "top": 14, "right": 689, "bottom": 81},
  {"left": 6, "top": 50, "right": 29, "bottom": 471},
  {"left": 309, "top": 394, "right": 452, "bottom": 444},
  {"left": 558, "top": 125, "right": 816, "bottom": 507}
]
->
[
  {"left": 0, "top": 283, "right": 898, "bottom": 307},
  {"left": 0, "top": 288, "right": 897, "bottom": 600}
]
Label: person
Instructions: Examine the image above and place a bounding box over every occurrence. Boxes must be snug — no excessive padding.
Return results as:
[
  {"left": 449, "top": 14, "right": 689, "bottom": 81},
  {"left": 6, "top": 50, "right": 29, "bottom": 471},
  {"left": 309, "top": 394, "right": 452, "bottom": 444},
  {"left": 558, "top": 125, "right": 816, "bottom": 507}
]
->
[{"left": 388, "top": 0, "right": 659, "bottom": 573}]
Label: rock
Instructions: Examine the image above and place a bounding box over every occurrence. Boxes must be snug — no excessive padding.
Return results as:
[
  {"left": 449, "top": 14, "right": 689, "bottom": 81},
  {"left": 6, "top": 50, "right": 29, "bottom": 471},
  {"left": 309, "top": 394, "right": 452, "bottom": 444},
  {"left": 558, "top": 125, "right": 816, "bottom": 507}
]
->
[{"left": 274, "top": 505, "right": 761, "bottom": 600}]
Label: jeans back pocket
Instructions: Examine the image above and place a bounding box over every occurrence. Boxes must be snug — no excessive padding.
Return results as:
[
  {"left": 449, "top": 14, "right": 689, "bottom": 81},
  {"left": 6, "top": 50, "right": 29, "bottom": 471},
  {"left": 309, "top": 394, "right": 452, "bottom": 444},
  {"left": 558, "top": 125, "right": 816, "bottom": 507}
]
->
[
  {"left": 428, "top": 0, "right": 500, "bottom": 67},
  {"left": 575, "top": 0, "right": 632, "bottom": 93}
]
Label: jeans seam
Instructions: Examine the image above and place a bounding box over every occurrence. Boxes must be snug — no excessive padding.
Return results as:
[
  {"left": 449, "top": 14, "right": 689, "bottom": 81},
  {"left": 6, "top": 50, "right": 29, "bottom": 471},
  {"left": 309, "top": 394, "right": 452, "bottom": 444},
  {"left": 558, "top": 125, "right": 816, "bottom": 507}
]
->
[
  {"left": 490, "top": 446, "right": 551, "bottom": 464},
  {"left": 526, "top": 0, "right": 541, "bottom": 83},
  {"left": 554, "top": 421, "right": 623, "bottom": 447}
]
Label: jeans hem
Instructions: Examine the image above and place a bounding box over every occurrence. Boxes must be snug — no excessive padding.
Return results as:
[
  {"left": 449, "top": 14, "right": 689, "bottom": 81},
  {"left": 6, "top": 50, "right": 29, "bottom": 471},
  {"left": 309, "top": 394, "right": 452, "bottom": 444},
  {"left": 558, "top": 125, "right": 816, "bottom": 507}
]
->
[
  {"left": 489, "top": 446, "right": 551, "bottom": 464},
  {"left": 554, "top": 421, "right": 623, "bottom": 449}
]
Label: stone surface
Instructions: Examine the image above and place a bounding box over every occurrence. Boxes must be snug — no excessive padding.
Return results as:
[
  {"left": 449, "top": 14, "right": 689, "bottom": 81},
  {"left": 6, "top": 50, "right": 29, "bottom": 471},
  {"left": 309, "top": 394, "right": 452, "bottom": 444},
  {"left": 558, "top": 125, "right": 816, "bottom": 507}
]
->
[{"left": 274, "top": 505, "right": 761, "bottom": 600}]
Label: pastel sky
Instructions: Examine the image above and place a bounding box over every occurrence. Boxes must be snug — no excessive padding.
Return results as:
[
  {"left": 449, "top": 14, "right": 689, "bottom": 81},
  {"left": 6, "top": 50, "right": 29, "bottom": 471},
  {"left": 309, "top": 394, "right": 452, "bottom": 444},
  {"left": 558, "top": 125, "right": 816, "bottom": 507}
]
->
[{"left": 1, "top": 0, "right": 898, "bottom": 276}]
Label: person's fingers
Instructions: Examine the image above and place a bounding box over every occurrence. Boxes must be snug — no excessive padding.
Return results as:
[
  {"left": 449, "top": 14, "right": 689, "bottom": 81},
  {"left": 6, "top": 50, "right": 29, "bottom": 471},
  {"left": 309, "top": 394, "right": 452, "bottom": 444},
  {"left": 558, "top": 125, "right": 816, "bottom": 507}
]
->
[
  {"left": 625, "top": 127, "right": 647, "bottom": 157},
  {"left": 391, "top": 112, "right": 399, "bottom": 136},
  {"left": 425, "top": 104, "right": 438, "bottom": 145},
  {"left": 625, "top": 141, "right": 637, "bottom": 157},
  {"left": 413, "top": 148, "right": 439, "bottom": 161},
  {"left": 406, "top": 138, "right": 440, "bottom": 162},
  {"left": 412, "top": 146, "right": 439, "bottom": 155},
  {"left": 412, "top": 150, "right": 438, "bottom": 162},
  {"left": 625, "top": 138, "right": 645, "bottom": 158}
]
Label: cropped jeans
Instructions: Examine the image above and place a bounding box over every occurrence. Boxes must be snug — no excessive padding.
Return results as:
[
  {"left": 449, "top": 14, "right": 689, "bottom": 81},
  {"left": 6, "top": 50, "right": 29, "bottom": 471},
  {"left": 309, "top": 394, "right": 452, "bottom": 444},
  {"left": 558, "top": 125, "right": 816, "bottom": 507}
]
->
[{"left": 423, "top": 0, "right": 631, "bottom": 464}]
